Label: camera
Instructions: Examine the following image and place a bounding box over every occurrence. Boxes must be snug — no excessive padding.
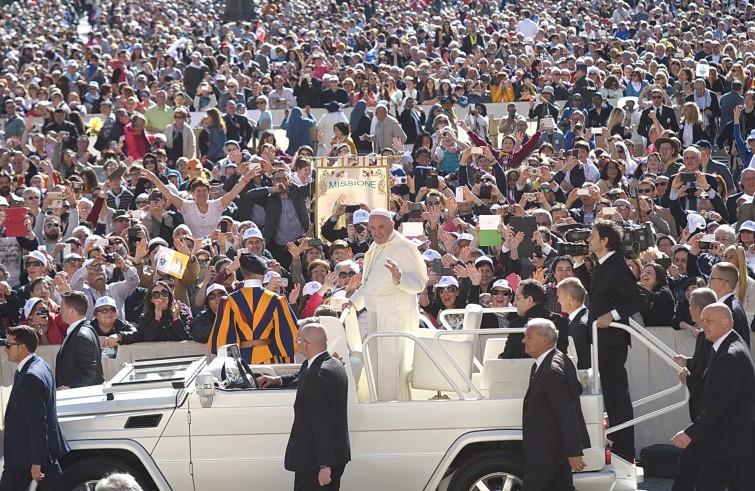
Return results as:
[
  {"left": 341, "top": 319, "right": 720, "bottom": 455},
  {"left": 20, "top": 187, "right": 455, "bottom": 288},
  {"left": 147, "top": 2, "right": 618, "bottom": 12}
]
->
[
  {"left": 565, "top": 228, "right": 591, "bottom": 242},
  {"left": 556, "top": 242, "right": 590, "bottom": 256},
  {"left": 103, "top": 254, "right": 116, "bottom": 264},
  {"left": 395, "top": 176, "right": 408, "bottom": 185},
  {"left": 355, "top": 223, "right": 366, "bottom": 234},
  {"left": 308, "top": 238, "right": 323, "bottom": 248},
  {"left": 699, "top": 241, "right": 711, "bottom": 251},
  {"left": 681, "top": 173, "right": 696, "bottom": 184},
  {"left": 38, "top": 308, "right": 49, "bottom": 318},
  {"left": 620, "top": 222, "right": 654, "bottom": 259},
  {"left": 528, "top": 166, "right": 541, "bottom": 177}
]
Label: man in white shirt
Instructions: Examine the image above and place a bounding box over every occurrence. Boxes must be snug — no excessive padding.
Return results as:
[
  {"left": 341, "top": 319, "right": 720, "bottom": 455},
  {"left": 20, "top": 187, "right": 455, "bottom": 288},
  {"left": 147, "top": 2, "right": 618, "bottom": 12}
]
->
[{"left": 515, "top": 10, "right": 539, "bottom": 40}]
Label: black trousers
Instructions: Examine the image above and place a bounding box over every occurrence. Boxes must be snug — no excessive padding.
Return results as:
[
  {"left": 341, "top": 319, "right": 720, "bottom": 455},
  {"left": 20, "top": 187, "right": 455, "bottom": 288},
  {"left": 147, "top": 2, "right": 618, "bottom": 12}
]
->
[
  {"left": 599, "top": 344, "right": 635, "bottom": 462},
  {"left": 293, "top": 465, "right": 346, "bottom": 491},
  {"left": 695, "top": 453, "right": 755, "bottom": 491},
  {"left": 523, "top": 463, "right": 574, "bottom": 491},
  {"left": 0, "top": 462, "right": 64, "bottom": 491},
  {"left": 671, "top": 436, "right": 705, "bottom": 491}
]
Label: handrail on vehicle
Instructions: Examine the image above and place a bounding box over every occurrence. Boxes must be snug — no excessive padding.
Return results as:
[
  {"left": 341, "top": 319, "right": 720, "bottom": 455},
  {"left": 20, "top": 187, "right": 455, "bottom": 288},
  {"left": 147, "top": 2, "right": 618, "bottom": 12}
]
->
[{"left": 592, "top": 318, "right": 690, "bottom": 434}]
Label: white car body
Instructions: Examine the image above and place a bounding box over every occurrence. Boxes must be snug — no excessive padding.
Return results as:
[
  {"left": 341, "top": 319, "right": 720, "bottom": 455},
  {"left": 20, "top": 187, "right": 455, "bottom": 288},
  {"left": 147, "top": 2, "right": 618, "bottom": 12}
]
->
[{"left": 18, "top": 310, "right": 686, "bottom": 490}]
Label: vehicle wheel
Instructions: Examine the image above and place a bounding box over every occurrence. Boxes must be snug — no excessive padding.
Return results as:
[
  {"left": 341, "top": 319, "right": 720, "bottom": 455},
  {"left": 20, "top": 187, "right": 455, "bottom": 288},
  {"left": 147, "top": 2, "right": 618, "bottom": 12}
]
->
[
  {"left": 64, "top": 456, "right": 151, "bottom": 491},
  {"left": 448, "top": 449, "right": 524, "bottom": 491}
]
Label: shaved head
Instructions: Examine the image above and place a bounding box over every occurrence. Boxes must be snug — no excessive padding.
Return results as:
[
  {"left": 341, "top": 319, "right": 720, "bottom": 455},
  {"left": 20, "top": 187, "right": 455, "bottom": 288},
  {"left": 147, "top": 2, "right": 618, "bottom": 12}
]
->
[
  {"left": 299, "top": 323, "right": 328, "bottom": 352},
  {"left": 700, "top": 302, "right": 734, "bottom": 343}
]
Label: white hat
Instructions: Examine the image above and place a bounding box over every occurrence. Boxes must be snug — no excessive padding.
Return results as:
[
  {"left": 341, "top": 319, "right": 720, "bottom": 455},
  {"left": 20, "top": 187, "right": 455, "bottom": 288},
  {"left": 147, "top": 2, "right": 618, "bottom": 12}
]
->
[
  {"left": 302, "top": 281, "right": 322, "bottom": 296},
  {"left": 94, "top": 296, "right": 117, "bottom": 311},
  {"left": 353, "top": 209, "right": 369, "bottom": 224},
  {"left": 369, "top": 208, "right": 393, "bottom": 220},
  {"left": 0, "top": 196, "right": 9, "bottom": 207},
  {"left": 491, "top": 279, "right": 512, "bottom": 291},
  {"left": 410, "top": 237, "right": 431, "bottom": 248},
  {"left": 263, "top": 271, "right": 281, "bottom": 284},
  {"left": 741, "top": 220, "right": 755, "bottom": 232},
  {"left": 191, "top": 51, "right": 201, "bottom": 58},
  {"left": 687, "top": 213, "right": 706, "bottom": 233},
  {"left": 671, "top": 243, "right": 691, "bottom": 254},
  {"left": 748, "top": 130, "right": 755, "bottom": 141},
  {"left": 436, "top": 276, "right": 459, "bottom": 289},
  {"left": 206, "top": 284, "right": 228, "bottom": 296},
  {"left": 23, "top": 250, "right": 47, "bottom": 264},
  {"left": 242, "top": 227, "right": 264, "bottom": 241},
  {"left": 454, "top": 233, "right": 474, "bottom": 244},
  {"left": 475, "top": 256, "right": 494, "bottom": 268},
  {"left": 23, "top": 297, "right": 44, "bottom": 319},
  {"left": 422, "top": 249, "right": 442, "bottom": 262}
]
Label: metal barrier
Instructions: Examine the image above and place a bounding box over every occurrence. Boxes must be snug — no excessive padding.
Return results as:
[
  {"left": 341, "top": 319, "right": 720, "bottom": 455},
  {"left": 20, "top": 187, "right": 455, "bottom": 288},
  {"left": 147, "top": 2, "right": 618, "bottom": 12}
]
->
[{"left": 592, "top": 319, "right": 690, "bottom": 435}]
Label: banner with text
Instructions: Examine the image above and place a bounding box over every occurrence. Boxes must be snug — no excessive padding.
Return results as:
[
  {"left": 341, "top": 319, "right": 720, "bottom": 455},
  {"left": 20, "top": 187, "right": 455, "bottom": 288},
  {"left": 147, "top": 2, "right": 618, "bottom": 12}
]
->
[{"left": 315, "top": 166, "right": 390, "bottom": 239}]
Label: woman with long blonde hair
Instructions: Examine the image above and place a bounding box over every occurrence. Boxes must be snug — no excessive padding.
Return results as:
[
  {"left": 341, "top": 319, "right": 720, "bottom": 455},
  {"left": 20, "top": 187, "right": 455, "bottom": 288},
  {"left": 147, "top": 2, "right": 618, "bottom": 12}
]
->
[
  {"left": 722, "top": 245, "right": 755, "bottom": 323},
  {"left": 679, "top": 102, "right": 705, "bottom": 149}
]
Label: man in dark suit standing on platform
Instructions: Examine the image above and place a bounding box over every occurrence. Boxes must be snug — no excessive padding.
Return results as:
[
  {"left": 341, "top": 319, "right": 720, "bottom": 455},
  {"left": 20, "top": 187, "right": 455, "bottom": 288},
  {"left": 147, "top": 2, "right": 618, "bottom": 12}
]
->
[
  {"left": 522, "top": 318, "right": 590, "bottom": 491},
  {"left": 55, "top": 290, "right": 104, "bottom": 390},
  {"left": 672, "top": 287, "right": 717, "bottom": 491},
  {"left": 587, "top": 219, "right": 648, "bottom": 462},
  {"left": 280, "top": 324, "right": 350, "bottom": 491},
  {"left": 557, "top": 277, "right": 591, "bottom": 369},
  {"left": 672, "top": 303, "right": 755, "bottom": 491},
  {"left": 0, "top": 325, "right": 70, "bottom": 490}
]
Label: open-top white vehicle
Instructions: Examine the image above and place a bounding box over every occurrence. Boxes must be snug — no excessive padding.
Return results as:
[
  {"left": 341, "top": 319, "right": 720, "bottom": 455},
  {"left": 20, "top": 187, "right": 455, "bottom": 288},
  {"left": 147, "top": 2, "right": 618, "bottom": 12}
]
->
[{"left": 19, "top": 307, "right": 687, "bottom": 491}]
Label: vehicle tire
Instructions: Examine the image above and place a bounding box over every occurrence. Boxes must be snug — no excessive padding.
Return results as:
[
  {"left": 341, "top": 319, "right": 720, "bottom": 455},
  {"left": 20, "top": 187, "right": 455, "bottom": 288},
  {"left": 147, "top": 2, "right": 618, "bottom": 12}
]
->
[
  {"left": 447, "top": 449, "right": 524, "bottom": 491},
  {"left": 64, "top": 456, "right": 152, "bottom": 491}
]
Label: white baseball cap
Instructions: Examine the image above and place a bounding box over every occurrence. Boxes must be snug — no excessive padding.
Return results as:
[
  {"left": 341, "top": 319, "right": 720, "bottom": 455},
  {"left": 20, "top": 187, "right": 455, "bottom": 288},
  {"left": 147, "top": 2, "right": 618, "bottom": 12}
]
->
[
  {"left": 243, "top": 227, "right": 264, "bottom": 241},
  {"left": 436, "top": 276, "right": 459, "bottom": 289},
  {"left": 205, "top": 284, "right": 227, "bottom": 297},
  {"left": 491, "top": 279, "right": 512, "bottom": 292},
  {"left": 94, "top": 296, "right": 117, "bottom": 311},
  {"left": 687, "top": 213, "right": 706, "bottom": 233},
  {"left": 741, "top": 220, "right": 755, "bottom": 232},
  {"left": 23, "top": 250, "right": 47, "bottom": 264},
  {"left": 263, "top": 271, "right": 281, "bottom": 284},
  {"left": 353, "top": 209, "right": 369, "bottom": 224},
  {"left": 23, "top": 297, "right": 44, "bottom": 319},
  {"left": 302, "top": 281, "right": 322, "bottom": 296},
  {"left": 422, "top": 249, "right": 442, "bottom": 262}
]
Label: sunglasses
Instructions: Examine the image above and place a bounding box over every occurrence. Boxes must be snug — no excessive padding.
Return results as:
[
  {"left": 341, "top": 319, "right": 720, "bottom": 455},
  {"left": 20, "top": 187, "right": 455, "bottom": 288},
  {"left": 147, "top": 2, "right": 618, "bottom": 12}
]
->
[
  {"left": 338, "top": 271, "right": 357, "bottom": 279},
  {"left": 437, "top": 286, "right": 459, "bottom": 293},
  {"left": 481, "top": 178, "right": 494, "bottom": 183},
  {"left": 26, "top": 261, "right": 43, "bottom": 267},
  {"left": 655, "top": 181, "right": 668, "bottom": 187},
  {"left": 491, "top": 289, "right": 512, "bottom": 296},
  {"left": 638, "top": 188, "right": 654, "bottom": 194},
  {"left": 207, "top": 293, "right": 221, "bottom": 301},
  {"left": 3, "top": 343, "right": 22, "bottom": 349},
  {"left": 96, "top": 307, "right": 116, "bottom": 314},
  {"left": 151, "top": 290, "right": 170, "bottom": 299}
]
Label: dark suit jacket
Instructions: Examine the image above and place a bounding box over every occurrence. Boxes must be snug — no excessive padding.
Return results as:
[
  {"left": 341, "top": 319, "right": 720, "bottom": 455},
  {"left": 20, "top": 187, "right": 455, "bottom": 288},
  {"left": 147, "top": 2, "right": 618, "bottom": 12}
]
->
[
  {"left": 568, "top": 307, "right": 591, "bottom": 369},
  {"left": 587, "top": 251, "right": 648, "bottom": 348},
  {"left": 638, "top": 105, "right": 679, "bottom": 139},
  {"left": 523, "top": 349, "right": 590, "bottom": 469},
  {"left": 4, "top": 356, "right": 70, "bottom": 470},
  {"left": 243, "top": 182, "right": 313, "bottom": 244},
  {"left": 398, "top": 108, "right": 426, "bottom": 143},
  {"left": 722, "top": 295, "right": 750, "bottom": 346},
  {"left": 55, "top": 320, "right": 105, "bottom": 388},
  {"left": 726, "top": 191, "right": 745, "bottom": 224},
  {"left": 685, "top": 332, "right": 712, "bottom": 420},
  {"left": 460, "top": 33, "right": 486, "bottom": 55},
  {"left": 284, "top": 352, "right": 351, "bottom": 472},
  {"left": 499, "top": 305, "right": 568, "bottom": 359},
  {"left": 685, "top": 331, "right": 755, "bottom": 461}
]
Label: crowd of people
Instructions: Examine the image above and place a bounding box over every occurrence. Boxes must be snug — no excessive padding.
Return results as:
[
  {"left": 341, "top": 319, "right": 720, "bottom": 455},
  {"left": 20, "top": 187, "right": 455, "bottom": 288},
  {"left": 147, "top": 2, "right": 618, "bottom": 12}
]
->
[{"left": 0, "top": 0, "right": 754, "bottom": 476}]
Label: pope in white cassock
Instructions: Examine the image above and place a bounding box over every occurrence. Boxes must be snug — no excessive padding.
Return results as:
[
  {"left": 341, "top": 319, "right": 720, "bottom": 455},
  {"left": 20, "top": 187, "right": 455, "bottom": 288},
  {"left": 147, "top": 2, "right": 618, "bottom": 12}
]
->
[{"left": 348, "top": 208, "right": 428, "bottom": 401}]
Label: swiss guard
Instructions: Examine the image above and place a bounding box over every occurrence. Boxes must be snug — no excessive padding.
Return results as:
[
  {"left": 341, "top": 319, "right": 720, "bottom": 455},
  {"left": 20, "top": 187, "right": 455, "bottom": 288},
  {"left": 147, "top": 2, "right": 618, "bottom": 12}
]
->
[{"left": 209, "top": 254, "right": 299, "bottom": 364}]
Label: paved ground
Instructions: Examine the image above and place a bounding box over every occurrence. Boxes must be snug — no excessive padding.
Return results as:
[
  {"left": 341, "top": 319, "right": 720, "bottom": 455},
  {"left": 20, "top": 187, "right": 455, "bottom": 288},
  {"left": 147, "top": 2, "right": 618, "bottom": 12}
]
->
[{"left": 640, "top": 477, "right": 673, "bottom": 490}]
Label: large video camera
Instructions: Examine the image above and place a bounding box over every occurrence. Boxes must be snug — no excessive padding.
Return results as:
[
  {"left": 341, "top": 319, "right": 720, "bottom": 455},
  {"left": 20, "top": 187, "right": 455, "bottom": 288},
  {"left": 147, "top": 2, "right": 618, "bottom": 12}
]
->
[
  {"left": 556, "top": 228, "right": 591, "bottom": 257},
  {"left": 620, "top": 222, "right": 654, "bottom": 259}
]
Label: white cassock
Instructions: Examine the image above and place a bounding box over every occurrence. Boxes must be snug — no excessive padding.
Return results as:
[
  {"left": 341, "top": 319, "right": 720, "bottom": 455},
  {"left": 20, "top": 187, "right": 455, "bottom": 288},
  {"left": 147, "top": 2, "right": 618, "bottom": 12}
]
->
[{"left": 350, "top": 230, "right": 428, "bottom": 401}]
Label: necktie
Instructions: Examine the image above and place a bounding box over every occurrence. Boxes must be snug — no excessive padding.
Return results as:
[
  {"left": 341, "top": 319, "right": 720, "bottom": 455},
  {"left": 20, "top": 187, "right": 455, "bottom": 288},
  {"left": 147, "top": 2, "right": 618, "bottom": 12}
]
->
[
  {"left": 298, "top": 360, "right": 309, "bottom": 381},
  {"left": 529, "top": 362, "right": 537, "bottom": 384}
]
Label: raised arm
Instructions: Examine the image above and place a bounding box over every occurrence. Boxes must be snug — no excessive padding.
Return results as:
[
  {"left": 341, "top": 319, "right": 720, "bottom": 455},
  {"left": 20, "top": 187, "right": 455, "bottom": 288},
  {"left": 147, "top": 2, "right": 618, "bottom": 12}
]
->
[
  {"left": 140, "top": 168, "right": 185, "bottom": 210},
  {"left": 221, "top": 165, "right": 262, "bottom": 209}
]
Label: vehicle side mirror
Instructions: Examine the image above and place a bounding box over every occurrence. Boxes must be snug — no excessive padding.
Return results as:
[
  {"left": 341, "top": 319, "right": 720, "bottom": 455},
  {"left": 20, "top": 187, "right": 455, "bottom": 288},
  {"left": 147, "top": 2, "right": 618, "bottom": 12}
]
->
[{"left": 196, "top": 371, "right": 215, "bottom": 408}]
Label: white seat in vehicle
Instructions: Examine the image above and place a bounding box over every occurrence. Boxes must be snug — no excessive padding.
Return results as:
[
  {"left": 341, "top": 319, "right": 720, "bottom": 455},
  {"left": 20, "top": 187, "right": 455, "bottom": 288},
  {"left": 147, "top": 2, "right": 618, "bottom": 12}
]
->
[
  {"left": 481, "top": 358, "right": 534, "bottom": 399},
  {"left": 318, "top": 316, "right": 358, "bottom": 402},
  {"left": 408, "top": 338, "right": 475, "bottom": 398},
  {"left": 482, "top": 338, "right": 509, "bottom": 361}
]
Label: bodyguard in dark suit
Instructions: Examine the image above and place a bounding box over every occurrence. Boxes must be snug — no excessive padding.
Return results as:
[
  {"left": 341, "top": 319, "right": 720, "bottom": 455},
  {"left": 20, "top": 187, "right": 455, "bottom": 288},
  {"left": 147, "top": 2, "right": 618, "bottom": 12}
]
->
[
  {"left": 499, "top": 279, "right": 569, "bottom": 359},
  {"left": 557, "top": 277, "right": 592, "bottom": 369},
  {"left": 672, "top": 303, "right": 755, "bottom": 491},
  {"left": 522, "top": 319, "right": 590, "bottom": 491},
  {"left": 587, "top": 220, "right": 648, "bottom": 462},
  {"left": 0, "top": 325, "right": 70, "bottom": 490},
  {"left": 708, "top": 261, "right": 750, "bottom": 345},
  {"left": 280, "top": 324, "right": 350, "bottom": 491},
  {"left": 672, "top": 287, "right": 718, "bottom": 491},
  {"left": 55, "top": 291, "right": 104, "bottom": 389}
]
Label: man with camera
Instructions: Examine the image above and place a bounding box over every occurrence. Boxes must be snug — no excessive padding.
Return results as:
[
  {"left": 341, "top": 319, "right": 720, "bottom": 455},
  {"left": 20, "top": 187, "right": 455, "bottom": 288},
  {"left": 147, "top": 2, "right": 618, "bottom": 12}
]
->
[
  {"left": 528, "top": 86, "right": 560, "bottom": 124},
  {"left": 666, "top": 147, "right": 727, "bottom": 220},
  {"left": 586, "top": 219, "right": 648, "bottom": 462},
  {"left": 63, "top": 251, "right": 139, "bottom": 320}
]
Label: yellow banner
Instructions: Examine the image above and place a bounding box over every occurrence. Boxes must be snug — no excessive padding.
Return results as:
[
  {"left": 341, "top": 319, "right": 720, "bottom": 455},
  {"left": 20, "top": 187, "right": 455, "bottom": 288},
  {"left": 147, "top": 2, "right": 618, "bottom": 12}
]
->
[{"left": 315, "top": 166, "right": 391, "bottom": 238}]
